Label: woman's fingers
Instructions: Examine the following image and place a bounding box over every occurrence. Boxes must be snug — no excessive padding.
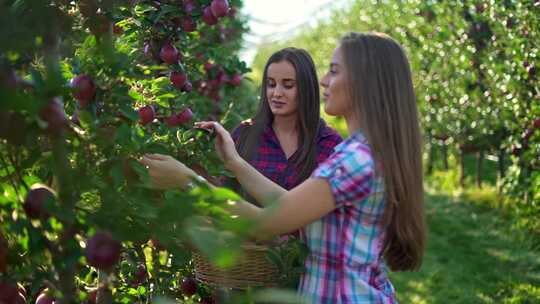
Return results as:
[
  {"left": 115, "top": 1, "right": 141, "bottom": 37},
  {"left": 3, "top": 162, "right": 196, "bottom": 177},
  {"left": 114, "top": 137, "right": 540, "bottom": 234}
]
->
[
  {"left": 211, "top": 122, "right": 227, "bottom": 135},
  {"left": 144, "top": 153, "right": 170, "bottom": 160},
  {"left": 194, "top": 121, "right": 215, "bottom": 130},
  {"left": 139, "top": 156, "right": 153, "bottom": 167}
]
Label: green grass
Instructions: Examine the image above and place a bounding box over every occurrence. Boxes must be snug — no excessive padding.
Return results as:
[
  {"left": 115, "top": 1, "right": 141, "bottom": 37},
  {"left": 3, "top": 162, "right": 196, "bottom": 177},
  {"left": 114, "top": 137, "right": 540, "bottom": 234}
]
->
[{"left": 391, "top": 191, "right": 540, "bottom": 303}]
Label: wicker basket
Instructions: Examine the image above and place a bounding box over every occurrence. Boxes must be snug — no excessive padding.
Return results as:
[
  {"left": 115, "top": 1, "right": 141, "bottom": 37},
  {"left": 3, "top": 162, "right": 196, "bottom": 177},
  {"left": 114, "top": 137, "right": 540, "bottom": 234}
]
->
[{"left": 192, "top": 243, "right": 280, "bottom": 289}]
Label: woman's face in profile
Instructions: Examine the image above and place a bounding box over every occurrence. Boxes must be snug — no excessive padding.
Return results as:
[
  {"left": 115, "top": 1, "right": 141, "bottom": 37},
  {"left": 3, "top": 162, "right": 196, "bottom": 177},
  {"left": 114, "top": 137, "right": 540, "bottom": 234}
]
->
[
  {"left": 266, "top": 60, "right": 299, "bottom": 118},
  {"left": 320, "top": 46, "right": 349, "bottom": 117}
]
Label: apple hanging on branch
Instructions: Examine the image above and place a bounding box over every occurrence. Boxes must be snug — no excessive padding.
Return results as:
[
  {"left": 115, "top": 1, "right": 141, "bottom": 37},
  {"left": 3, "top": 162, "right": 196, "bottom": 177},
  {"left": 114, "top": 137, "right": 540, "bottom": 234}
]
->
[
  {"left": 211, "top": 0, "right": 229, "bottom": 18},
  {"left": 71, "top": 74, "right": 96, "bottom": 108},
  {"left": 160, "top": 42, "right": 180, "bottom": 65},
  {"left": 164, "top": 108, "right": 193, "bottom": 127},
  {"left": 180, "top": 276, "right": 198, "bottom": 297},
  {"left": 23, "top": 185, "right": 55, "bottom": 220},
  {"left": 202, "top": 6, "right": 218, "bottom": 26},
  {"left": 85, "top": 231, "right": 122, "bottom": 271},
  {"left": 138, "top": 105, "right": 155, "bottom": 125},
  {"left": 170, "top": 71, "right": 188, "bottom": 90},
  {"left": 39, "top": 97, "right": 68, "bottom": 135}
]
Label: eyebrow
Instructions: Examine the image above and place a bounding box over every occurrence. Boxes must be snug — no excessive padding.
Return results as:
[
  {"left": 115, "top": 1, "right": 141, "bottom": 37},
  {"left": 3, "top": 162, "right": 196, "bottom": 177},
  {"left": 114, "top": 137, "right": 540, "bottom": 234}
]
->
[
  {"left": 330, "top": 63, "right": 339, "bottom": 68},
  {"left": 267, "top": 77, "right": 296, "bottom": 82}
]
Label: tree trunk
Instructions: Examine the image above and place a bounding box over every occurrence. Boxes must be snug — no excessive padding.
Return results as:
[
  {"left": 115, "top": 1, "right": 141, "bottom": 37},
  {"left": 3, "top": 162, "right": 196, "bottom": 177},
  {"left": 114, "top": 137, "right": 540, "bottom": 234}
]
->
[
  {"left": 476, "top": 150, "right": 484, "bottom": 188},
  {"left": 442, "top": 143, "right": 449, "bottom": 170},
  {"left": 427, "top": 142, "right": 434, "bottom": 174},
  {"left": 459, "top": 149, "right": 465, "bottom": 187}
]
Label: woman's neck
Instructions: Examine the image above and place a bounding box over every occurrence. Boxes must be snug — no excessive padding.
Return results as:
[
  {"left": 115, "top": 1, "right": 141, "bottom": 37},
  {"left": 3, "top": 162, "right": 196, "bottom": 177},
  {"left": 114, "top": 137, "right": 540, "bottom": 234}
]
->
[
  {"left": 345, "top": 113, "right": 361, "bottom": 136},
  {"left": 272, "top": 115, "right": 298, "bottom": 136}
]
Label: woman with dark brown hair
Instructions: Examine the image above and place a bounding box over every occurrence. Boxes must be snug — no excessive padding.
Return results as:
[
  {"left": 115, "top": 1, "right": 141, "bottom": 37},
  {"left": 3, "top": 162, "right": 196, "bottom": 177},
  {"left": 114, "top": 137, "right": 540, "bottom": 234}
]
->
[
  {"left": 142, "top": 32, "right": 426, "bottom": 303},
  {"left": 229, "top": 47, "right": 342, "bottom": 199}
]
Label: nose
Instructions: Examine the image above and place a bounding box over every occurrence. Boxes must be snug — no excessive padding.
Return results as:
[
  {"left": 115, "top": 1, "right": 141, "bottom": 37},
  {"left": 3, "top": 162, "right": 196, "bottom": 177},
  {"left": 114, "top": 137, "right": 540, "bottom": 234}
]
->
[
  {"left": 273, "top": 84, "right": 284, "bottom": 97},
  {"left": 320, "top": 72, "right": 329, "bottom": 88}
]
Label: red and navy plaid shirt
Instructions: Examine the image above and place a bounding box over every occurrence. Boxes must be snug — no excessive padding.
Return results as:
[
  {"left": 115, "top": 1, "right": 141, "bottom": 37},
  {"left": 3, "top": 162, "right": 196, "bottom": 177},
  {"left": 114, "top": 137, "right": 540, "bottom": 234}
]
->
[{"left": 231, "top": 119, "right": 343, "bottom": 190}]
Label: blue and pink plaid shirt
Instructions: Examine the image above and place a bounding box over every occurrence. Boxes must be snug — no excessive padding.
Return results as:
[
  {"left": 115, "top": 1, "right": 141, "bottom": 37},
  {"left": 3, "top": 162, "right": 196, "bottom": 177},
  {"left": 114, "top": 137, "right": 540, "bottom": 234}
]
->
[
  {"left": 300, "top": 132, "right": 397, "bottom": 303},
  {"left": 231, "top": 119, "right": 342, "bottom": 190}
]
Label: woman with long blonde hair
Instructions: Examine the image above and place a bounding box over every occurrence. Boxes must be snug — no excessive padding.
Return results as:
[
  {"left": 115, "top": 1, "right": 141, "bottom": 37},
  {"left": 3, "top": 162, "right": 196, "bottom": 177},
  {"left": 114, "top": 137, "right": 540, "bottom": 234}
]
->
[{"left": 142, "top": 32, "right": 426, "bottom": 303}]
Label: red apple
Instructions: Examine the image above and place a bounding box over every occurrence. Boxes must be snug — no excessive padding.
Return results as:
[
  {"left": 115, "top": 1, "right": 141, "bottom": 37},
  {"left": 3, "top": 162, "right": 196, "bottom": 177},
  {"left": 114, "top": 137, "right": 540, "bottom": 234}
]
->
[
  {"left": 24, "top": 185, "right": 55, "bottom": 220},
  {"left": 528, "top": 66, "right": 536, "bottom": 78},
  {"left": 36, "top": 292, "right": 56, "bottom": 304},
  {"left": 229, "top": 74, "right": 242, "bottom": 86},
  {"left": 129, "top": 264, "right": 147, "bottom": 286},
  {"left": 0, "top": 282, "right": 19, "bottom": 303},
  {"left": 85, "top": 231, "right": 121, "bottom": 271},
  {"left": 177, "top": 108, "right": 193, "bottom": 124},
  {"left": 170, "top": 71, "right": 188, "bottom": 89},
  {"left": 159, "top": 43, "right": 180, "bottom": 64},
  {"left": 71, "top": 74, "right": 96, "bottom": 107},
  {"left": 183, "top": 0, "right": 196, "bottom": 14},
  {"left": 113, "top": 24, "right": 123, "bottom": 35},
  {"left": 139, "top": 105, "right": 155, "bottom": 125},
  {"left": 202, "top": 6, "right": 218, "bottom": 25},
  {"left": 134, "top": 265, "right": 147, "bottom": 280},
  {"left": 218, "top": 72, "right": 230, "bottom": 85},
  {"left": 208, "top": 79, "right": 220, "bottom": 90},
  {"left": 182, "top": 81, "right": 193, "bottom": 93},
  {"left": 180, "top": 276, "right": 197, "bottom": 296},
  {"left": 533, "top": 119, "right": 540, "bottom": 129},
  {"left": 165, "top": 114, "right": 182, "bottom": 127},
  {"left": 204, "top": 62, "right": 215, "bottom": 71},
  {"left": 149, "top": 238, "right": 164, "bottom": 250},
  {"left": 182, "top": 16, "right": 197, "bottom": 32},
  {"left": 210, "top": 0, "right": 229, "bottom": 18},
  {"left": 165, "top": 108, "right": 193, "bottom": 127},
  {"left": 39, "top": 97, "right": 68, "bottom": 133}
]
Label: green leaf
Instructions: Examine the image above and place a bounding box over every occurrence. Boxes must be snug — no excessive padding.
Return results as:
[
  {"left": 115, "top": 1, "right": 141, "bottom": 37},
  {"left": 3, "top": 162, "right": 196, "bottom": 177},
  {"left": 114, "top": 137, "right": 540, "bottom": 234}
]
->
[
  {"left": 156, "top": 93, "right": 176, "bottom": 101},
  {"left": 211, "top": 187, "right": 241, "bottom": 202},
  {"left": 128, "top": 90, "right": 144, "bottom": 102},
  {"left": 120, "top": 104, "right": 139, "bottom": 122},
  {"left": 110, "top": 163, "right": 125, "bottom": 187}
]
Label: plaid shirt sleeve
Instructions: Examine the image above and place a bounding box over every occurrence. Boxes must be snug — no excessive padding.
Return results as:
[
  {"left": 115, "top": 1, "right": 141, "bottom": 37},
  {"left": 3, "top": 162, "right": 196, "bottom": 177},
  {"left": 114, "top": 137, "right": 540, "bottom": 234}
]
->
[
  {"left": 312, "top": 140, "right": 374, "bottom": 208},
  {"left": 316, "top": 132, "right": 343, "bottom": 164}
]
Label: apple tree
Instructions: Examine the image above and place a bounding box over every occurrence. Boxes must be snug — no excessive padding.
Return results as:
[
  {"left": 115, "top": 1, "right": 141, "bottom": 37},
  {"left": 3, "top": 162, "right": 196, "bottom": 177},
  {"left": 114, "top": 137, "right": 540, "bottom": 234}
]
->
[{"left": 0, "top": 0, "right": 262, "bottom": 303}]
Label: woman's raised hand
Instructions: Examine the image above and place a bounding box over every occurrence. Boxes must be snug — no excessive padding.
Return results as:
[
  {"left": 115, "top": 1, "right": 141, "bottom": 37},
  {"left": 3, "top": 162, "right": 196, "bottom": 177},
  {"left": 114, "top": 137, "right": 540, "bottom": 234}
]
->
[
  {"left": 194, "top": 121, "right": 241, "bottom": 170},
  {"left": 139, "top": 153, "right": 196, "bottom": 189}
]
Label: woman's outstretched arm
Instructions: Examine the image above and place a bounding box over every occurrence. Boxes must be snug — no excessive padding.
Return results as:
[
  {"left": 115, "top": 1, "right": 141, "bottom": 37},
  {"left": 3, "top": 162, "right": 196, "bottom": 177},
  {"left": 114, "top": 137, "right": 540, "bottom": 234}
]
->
[
  {"left": 141, "top": 151, "right": 335, "bottom": 239},
  {"left": 141, "top": 121, "right": 337, "bottom": 239}
]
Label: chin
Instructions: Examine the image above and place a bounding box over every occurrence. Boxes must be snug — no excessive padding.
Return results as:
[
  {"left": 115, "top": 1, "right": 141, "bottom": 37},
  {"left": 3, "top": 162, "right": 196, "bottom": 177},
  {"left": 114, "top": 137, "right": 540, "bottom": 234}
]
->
[{"left": 323, "top": 105, "right": 336, "bottom": 116}]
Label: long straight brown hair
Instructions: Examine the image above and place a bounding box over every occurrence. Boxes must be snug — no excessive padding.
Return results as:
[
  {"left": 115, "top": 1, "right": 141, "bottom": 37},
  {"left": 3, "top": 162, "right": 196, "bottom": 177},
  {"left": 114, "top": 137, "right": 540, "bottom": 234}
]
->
[
  {"left": 340, "top": 32, "right": 426, "bottom": 271},
  {"left": 235, "top": 48, "right": 321, "bottom": 183}
]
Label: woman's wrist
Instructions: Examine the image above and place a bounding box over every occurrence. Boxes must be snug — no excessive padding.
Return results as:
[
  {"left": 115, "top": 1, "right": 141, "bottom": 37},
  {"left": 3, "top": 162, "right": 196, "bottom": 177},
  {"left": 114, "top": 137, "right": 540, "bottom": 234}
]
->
[
  {"left": 178, "top": 168, "right": 199, "bottom": 189},
  {"left": 225, "top": 156, "right": 245, "bottom": 175}
]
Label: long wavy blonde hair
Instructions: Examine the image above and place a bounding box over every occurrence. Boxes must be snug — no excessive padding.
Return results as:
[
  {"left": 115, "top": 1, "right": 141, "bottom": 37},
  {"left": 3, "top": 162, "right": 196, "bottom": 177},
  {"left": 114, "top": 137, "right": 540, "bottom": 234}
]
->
[{"left": 340, "top": 32, "right": 426, "bottom": 271}]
